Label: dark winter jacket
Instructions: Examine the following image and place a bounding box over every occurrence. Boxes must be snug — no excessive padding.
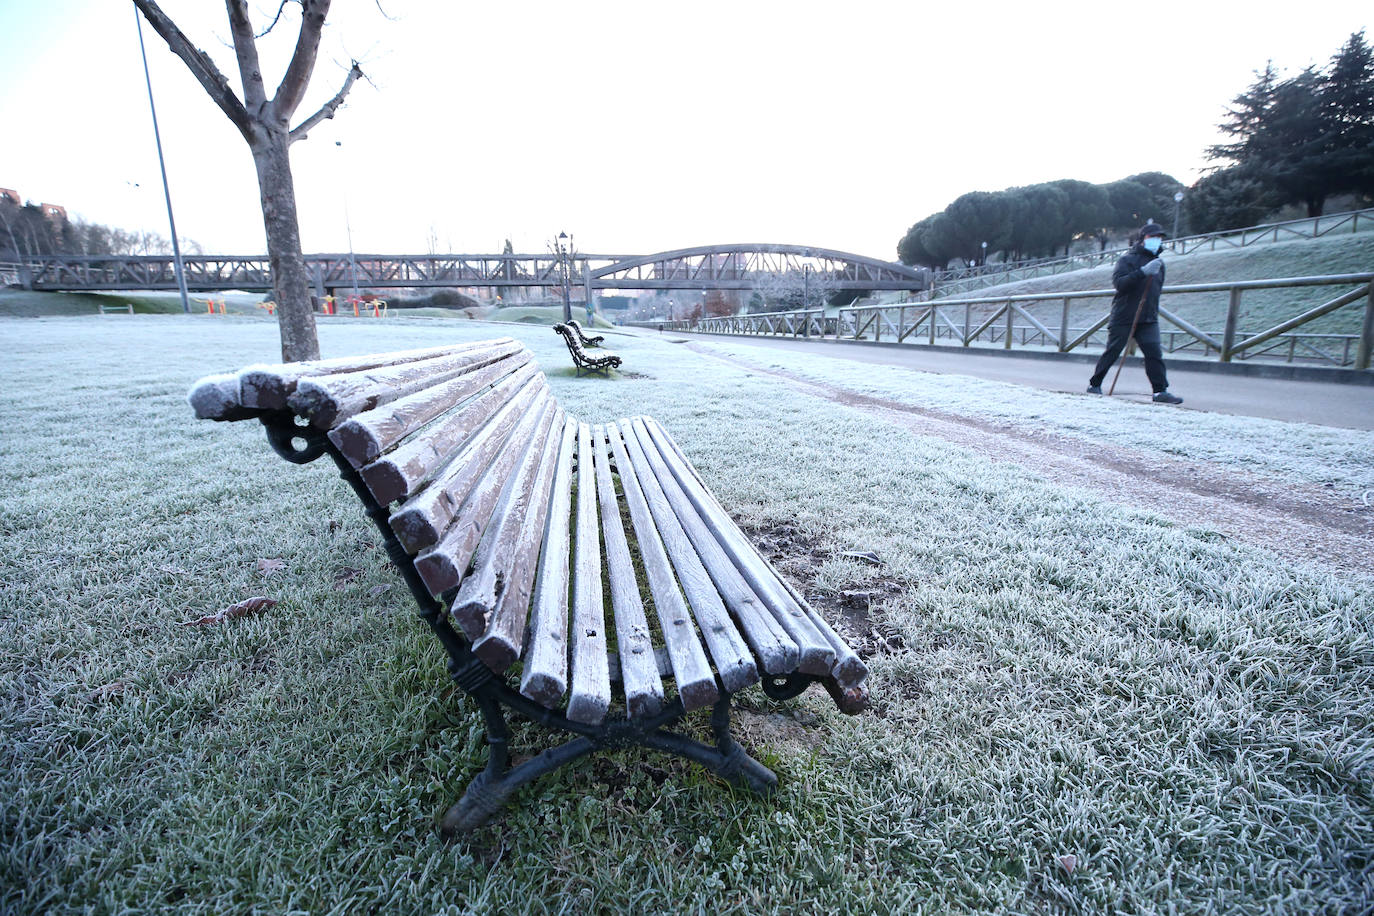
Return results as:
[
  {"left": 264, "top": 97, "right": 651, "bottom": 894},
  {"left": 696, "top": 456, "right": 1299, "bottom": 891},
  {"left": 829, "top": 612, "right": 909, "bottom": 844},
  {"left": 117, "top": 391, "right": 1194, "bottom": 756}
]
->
[{"left": 1109, "top": 244, "right": 1165, "bottom": 326}]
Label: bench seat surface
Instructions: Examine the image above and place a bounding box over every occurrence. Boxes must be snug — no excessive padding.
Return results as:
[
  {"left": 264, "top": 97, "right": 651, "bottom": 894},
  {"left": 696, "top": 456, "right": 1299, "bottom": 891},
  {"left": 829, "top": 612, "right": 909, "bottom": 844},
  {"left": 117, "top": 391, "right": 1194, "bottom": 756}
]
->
[{"left": 189, "top": 338, "right": 867, "bottom": 722}]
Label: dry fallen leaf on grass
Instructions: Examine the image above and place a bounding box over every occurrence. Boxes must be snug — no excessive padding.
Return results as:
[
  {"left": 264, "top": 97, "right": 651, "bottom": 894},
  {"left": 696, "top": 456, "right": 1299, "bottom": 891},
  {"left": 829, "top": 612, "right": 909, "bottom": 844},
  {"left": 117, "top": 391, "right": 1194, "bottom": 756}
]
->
[
  {"left": 87, "top": 681, "right": 129, "bottom": 702},
  {"left": 1058, "top": 854, "right": 1078, "bottom": 874},
  {"left": 333, "top": 567, "right": 364, "bottom": 589},
  {"left": 256, "top": 558, "right": 287, "bottom": 575},
  {"left": 183, "top": 596, "right": 279, "bottom": 626},
  {"left": 368, "top": 584, "right": 392, "bottom": 598}
]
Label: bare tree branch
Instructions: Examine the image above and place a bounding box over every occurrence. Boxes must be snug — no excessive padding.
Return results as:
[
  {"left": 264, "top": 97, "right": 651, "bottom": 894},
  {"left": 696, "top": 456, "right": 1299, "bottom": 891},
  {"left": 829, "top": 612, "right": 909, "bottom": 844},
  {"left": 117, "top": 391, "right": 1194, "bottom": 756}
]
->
[
  {"left": 225, "top": 0, "right": 269, "bottom": 117},
  {"left": 374, "top": 0, "right": 399, "bottom": 21},
  {"left": 289, "top": 61, "right": 363, "bottom": 143},
  {"left": 255, "top": 0, "right": 292, "bottom": 38},
  {"left": 131, "top": 0, "right": 255, "bottom": 140},
  {"left": 273, "top": 0, "right": 332, "bottom": 122}
]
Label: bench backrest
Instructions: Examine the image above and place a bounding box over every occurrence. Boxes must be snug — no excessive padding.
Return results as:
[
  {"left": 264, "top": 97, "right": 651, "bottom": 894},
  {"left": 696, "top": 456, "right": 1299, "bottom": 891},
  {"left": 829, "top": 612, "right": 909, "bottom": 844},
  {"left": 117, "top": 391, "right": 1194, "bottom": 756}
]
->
[{"left": 552, "top": 323, "right": 620, "bottom": 369}]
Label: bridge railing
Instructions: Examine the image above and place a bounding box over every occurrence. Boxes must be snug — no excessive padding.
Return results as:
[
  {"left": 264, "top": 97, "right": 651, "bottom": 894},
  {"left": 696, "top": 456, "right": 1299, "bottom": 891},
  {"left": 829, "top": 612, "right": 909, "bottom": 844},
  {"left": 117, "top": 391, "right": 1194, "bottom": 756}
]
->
[
  {"left": 929, "top": 207, "right": 1374, "bottom": 299},
  {"left": 686, "top": 273, "right": 1374, "bottom": 370}
]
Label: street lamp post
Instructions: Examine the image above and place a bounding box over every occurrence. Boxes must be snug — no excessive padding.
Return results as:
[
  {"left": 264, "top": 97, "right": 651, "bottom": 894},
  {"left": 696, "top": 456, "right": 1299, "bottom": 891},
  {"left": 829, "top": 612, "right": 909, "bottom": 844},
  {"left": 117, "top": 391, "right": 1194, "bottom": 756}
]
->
[
  {"left": 134, "top": 8, "right": 190, "bottom": 314},
  {"left": 335, "top": 141, "right": 359, "bottom": 301},
  {"left": 554, "top": 231, "right": 573, "bottom": 323},
  {"left": 981, "top": 240, "right": 988, "bottom": 267},
  {"left": 1172, "top": 191, "right": 1185, "bottom": 242}
]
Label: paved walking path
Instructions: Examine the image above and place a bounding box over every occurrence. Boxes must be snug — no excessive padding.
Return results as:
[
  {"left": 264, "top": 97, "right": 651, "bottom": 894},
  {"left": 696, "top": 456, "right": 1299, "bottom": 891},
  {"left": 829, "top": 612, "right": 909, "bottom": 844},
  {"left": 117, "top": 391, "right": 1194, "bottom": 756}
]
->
[{"left": 655, "top": 332, "right": 1374, "bottom": 431}]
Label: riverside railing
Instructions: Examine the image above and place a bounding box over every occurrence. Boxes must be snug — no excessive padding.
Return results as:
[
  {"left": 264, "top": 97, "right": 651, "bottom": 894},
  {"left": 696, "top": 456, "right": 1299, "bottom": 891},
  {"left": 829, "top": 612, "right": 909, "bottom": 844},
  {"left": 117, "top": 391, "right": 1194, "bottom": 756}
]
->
[
  {"left": 930, "top": 208, "right": 1374, "bottom": 298},
  {"left": 685, "top": 273, "right": 1374, "bottom": 370}
]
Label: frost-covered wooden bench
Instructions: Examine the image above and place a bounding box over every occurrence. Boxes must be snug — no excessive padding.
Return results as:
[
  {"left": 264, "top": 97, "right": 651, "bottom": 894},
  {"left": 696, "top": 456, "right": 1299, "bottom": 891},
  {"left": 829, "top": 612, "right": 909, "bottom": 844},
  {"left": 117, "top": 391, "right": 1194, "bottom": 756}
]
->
[
  {"left": 188, "top": 338, "right": 868, "bottom": 835},
  {"left": 553, "top": 323, "right": 621, "bottom": 375},
  {"left": 565, "top": 318, "right": 605, "bottom": 347}
]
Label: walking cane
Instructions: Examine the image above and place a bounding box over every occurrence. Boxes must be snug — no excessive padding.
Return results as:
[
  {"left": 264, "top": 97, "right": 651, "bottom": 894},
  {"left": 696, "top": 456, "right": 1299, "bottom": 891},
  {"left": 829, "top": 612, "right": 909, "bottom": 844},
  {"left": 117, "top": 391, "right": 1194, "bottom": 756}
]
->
[{"left": 1107, "top": 274, "right": 1155, "bottom": 396}]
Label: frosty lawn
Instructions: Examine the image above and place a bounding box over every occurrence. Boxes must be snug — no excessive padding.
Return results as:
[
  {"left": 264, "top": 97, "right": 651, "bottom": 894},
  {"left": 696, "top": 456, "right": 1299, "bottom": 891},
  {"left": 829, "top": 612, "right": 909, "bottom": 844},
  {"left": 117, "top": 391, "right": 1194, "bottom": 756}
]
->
[{"left": 2, "top": 315, "right": 1371, "bottom": 914}]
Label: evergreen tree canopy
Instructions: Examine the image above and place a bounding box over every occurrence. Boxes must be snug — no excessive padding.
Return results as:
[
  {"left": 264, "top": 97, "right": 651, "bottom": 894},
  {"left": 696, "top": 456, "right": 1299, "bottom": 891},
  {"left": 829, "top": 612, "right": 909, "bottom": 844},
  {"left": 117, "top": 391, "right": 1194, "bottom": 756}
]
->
[{"left": 1205, "top": 31, "right": 1374, "bottom": 218}]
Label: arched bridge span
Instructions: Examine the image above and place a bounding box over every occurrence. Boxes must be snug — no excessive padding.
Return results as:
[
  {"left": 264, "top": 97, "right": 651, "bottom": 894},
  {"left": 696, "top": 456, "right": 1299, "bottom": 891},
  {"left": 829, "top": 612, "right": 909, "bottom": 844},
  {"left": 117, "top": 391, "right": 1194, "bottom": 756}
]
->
[{"left": 16, "top": 244, "right": 929, "bottom": 294}]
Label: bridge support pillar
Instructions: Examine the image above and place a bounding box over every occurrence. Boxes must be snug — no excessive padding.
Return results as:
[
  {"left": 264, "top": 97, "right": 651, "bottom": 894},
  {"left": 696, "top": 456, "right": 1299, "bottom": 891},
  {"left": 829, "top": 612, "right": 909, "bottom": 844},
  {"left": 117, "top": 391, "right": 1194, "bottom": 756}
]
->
[{"left": 312, "top": 263, "right": 325, "bottom": 301}]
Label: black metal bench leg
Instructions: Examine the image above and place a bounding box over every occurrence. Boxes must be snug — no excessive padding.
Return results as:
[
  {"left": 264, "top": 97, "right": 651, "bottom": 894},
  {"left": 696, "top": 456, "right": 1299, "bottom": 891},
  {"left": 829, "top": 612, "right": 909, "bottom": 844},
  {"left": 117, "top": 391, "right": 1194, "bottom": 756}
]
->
[
  {"left": 439, "top": 686, "right": 592, "bottom": 836},
  {"left": 641, "top": 698, "right": 778, "bottom": 795}
]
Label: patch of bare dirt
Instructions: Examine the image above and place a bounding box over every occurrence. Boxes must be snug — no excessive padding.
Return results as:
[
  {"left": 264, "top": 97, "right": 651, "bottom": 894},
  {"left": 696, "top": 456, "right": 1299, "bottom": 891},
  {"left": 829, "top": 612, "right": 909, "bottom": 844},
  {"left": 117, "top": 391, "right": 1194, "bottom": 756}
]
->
[{"left": 701, "top": 344, "right": 1374, "bottom": 577}]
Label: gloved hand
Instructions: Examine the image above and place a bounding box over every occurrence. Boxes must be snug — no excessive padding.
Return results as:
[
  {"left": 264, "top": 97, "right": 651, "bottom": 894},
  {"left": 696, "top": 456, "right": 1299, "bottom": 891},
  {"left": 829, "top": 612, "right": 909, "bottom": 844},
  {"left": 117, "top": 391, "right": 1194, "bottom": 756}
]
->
[{"left": 1140, "top": 259, "right": 1164, "bottom": 277}]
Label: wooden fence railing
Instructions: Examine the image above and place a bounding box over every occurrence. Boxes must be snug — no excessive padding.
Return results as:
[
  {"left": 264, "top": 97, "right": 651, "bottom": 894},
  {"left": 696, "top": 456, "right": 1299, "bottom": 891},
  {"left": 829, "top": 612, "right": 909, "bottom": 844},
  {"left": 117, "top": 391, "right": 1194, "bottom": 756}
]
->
[
  {"left": 684, "top": 273, "right": 1374, "bottom": 370},
  {"left": 930, "top": 208, "right": 1374, "bottom": 298}
]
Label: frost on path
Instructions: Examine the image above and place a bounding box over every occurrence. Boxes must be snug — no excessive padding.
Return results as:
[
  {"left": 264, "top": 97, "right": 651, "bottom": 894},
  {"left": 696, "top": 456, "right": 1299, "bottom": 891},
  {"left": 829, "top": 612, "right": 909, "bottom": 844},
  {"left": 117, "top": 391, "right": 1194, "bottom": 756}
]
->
[{"left": 695, "top": 345, "right": 1373, "bottom": 578}]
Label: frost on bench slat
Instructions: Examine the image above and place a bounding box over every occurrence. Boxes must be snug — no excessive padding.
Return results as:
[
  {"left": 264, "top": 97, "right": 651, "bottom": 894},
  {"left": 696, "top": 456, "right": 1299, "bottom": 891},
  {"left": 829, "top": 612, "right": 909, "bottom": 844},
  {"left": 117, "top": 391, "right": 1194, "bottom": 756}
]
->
[
  {"left": 593, "top": 423, "right": 665, "bottom": 720},
  {"left": 188, "top": 373, "right": 259, "bottom": 421},
  {"left": 472, "top": 407, "right": 566, "bottom": 674},
  {"left": 626, "top": 418, "right": 800, "bottom": 676},
  {"left": 412, "top": 392, "right": 555, "bottom": 599},
  {"left": 641, "top": 417, "right": 837, "bottom": 678},
  {"left": 566, "top": 423, "right": 611, "bottom": 725},
  {"left": 606, "top": 422, "right": 719, "bottom": 712},
  {"left": 357, "top": 363, "right": 540, "bottom": 506},
  {"left": 617, "top": 419, "right": 758, "bottom": 695},
  {"left": 289, "top": 339, "right": 523, "bottom": 428},
  {"left": 447, "top": 399, "right": 561, "bottom": 639},
  {"left": 519, "top": 419, "right": 578, "bottom": 707},
  {"left": 330, "top": 353, "right": 535, "bottom": 469},
  {"left": 389, "top": 379, "right": 546, "bottom": 554},
  {"left": 240, "top": 340, "right": 505, "bottom": 410}
]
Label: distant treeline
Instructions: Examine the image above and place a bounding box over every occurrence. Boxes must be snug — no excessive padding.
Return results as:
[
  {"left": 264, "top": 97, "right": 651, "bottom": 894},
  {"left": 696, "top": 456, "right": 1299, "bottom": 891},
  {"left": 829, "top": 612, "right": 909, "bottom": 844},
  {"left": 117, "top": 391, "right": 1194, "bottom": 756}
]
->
[
  {"left": 897, "top": 173, "right": 1184, "bottom": 269},
  {"left": 0, "top": 197, "right": 202, "bottom": 262},
  {"left": 899, "top": 31, "right": 1374, "bottom": 270}
]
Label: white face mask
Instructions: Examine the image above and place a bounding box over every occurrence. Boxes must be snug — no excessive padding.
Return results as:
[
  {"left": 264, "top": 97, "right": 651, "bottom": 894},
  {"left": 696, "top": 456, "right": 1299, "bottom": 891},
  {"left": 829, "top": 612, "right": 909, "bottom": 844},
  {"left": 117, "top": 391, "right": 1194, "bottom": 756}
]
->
[{"left": 1143, "top": 237, "right": 1163, "bottom": 254}]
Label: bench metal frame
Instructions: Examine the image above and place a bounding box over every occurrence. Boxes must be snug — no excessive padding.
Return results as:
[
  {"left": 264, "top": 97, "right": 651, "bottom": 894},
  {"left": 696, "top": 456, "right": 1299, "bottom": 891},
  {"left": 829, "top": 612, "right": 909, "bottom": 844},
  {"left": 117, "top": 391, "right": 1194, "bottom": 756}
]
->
[
  {"left": 261, "top": 410, "right": 820, "bottom": 835},
  {"left": 554, "top": 323, "right": 622, "bottom": 376}
]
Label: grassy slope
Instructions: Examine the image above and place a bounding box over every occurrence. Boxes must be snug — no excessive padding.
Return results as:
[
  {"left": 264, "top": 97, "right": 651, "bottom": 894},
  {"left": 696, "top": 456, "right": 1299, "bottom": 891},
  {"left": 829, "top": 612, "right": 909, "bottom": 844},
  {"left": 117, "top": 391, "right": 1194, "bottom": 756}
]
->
[
  {"left": 932, "top": 232, "right": 1374, "bottom": 337},
  {"left": 1, "top": 317, "right": 1371, "bottom": 914}
]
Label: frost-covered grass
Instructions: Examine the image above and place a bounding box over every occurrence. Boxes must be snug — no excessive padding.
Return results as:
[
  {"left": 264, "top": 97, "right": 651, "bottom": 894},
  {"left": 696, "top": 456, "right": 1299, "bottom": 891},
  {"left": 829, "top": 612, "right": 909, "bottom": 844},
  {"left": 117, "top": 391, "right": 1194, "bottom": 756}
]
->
[
  {"left": 2, "top": 316, "right": 1372, "bottom": 914},
  {"left": 697, "top": 337, "right": 1374, "bottom": 498}
]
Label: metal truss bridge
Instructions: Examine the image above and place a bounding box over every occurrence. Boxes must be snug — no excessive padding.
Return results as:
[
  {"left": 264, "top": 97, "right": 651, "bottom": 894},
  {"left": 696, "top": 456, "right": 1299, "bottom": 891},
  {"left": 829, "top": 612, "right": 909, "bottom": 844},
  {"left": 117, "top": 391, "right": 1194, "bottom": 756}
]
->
[{"left": 16, "top": 244, "right": 929, "bottom": 297}]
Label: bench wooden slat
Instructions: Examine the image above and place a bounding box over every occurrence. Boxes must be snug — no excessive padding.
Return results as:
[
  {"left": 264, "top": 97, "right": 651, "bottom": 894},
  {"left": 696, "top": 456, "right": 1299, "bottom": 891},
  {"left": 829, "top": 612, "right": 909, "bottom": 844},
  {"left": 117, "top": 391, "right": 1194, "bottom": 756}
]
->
[
  {"left": 625, "top": 418, "right": 800, "bottom": 676},
  {"left": 289, "top": 339, "right": 523, "bottom": 428},
  {"left": 447, "top": 399, "right": 562, "bottom": 639},
  {"left": 357, "top": 362, "right": 541, "bottom": 506},
  {"left": 330, "top": 353, "right": 535, "bottom": 469},
  {"left": 593, "top": 423, "right": 665, "bottom": 719},
  {"left": 188, "top": 373, "right": 259, "bottom": 421},
  {"left": 519, "top": 419, "right": 578, "bottom": 707},
  {"left": 412, "top": 392, "right": 555, "bottom": 599},
  {"left": 389, "top": 378, "right": 547, "bottom": 554},
  {"left": 640, "top": 417, "right": 838, "bottom": 677},
  {"left": 605, "top": 422, "right": 719, "bottom": 712},
  {"left": 616, "top": 419, "right": 759, "bottom": 694},
  {"left": 472, "top": 408, "right": 566, "bottom": 672},
  {"left": 239, "top": 340, "right": 508, "bottom": 411},
  {"left": 567, "top": 423, "right": 612, "bottom": 725}
]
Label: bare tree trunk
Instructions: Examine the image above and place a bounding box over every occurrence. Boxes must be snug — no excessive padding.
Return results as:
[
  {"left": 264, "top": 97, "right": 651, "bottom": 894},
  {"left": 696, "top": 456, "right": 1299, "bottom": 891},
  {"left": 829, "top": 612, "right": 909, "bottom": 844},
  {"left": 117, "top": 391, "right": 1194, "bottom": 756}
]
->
[
  {"left": 252, "top": 132, "right": 319, "bottom": 361},
  {"left": 133, "top": 0, "right": 361, "bottom": 362}
]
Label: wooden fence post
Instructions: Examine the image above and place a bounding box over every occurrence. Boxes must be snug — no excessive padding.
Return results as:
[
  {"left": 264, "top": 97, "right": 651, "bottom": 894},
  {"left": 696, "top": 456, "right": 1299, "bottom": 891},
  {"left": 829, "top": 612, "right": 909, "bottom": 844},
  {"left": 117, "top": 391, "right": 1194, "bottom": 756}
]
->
[
  {"left": 1357, "top": 282, "right": 1374, "bottom": 370},
  {"left": 964, "top": 303, "right": 971, "bottom": 346},
  {"left": 929, "top": 303, "right": 937, "bottom": 345},
  {"left": 1004, "top": 302, "right": 1013, "bottom": 349},
  {"left": 1059, "top": 297, "right": 1071, "bottom": 351},
  {"left": 1221, "top": 288, "right": 1242, "bottom": 362}
]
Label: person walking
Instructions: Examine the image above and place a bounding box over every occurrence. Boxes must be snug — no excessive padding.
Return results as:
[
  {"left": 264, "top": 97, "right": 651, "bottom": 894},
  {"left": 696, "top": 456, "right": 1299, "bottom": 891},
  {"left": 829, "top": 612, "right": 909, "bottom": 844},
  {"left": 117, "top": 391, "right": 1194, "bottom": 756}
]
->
[{"left": 1087, "top": 221, "right": 1183, "bottom": 404}]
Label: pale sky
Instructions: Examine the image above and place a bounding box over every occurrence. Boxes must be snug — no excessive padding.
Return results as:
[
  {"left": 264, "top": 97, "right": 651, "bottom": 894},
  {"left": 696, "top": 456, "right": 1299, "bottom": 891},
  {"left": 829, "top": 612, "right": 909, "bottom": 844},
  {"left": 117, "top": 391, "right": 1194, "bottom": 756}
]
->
[{"left": 2, "top": 1, "right": 1368, "bottom": 261}]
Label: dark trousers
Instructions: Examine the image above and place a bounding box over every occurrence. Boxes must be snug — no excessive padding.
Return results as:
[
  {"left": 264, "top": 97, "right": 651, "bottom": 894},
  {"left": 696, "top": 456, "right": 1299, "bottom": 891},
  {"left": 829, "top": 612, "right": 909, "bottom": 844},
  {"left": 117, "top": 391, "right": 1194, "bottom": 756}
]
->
[{"left": 1090, "top": 320, "right": 1169, "bottom": 392}]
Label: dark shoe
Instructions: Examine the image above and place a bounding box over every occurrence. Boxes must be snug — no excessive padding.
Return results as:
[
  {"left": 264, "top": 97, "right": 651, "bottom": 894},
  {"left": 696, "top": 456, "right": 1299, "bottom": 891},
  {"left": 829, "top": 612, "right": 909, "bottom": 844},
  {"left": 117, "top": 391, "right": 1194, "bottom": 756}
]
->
[
  {"left": 1152, "top": 390, "right": 1183, "bottom": 405},
  {"left": 1086, "top": 384, "right": 1102, "bottom": 394}
]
